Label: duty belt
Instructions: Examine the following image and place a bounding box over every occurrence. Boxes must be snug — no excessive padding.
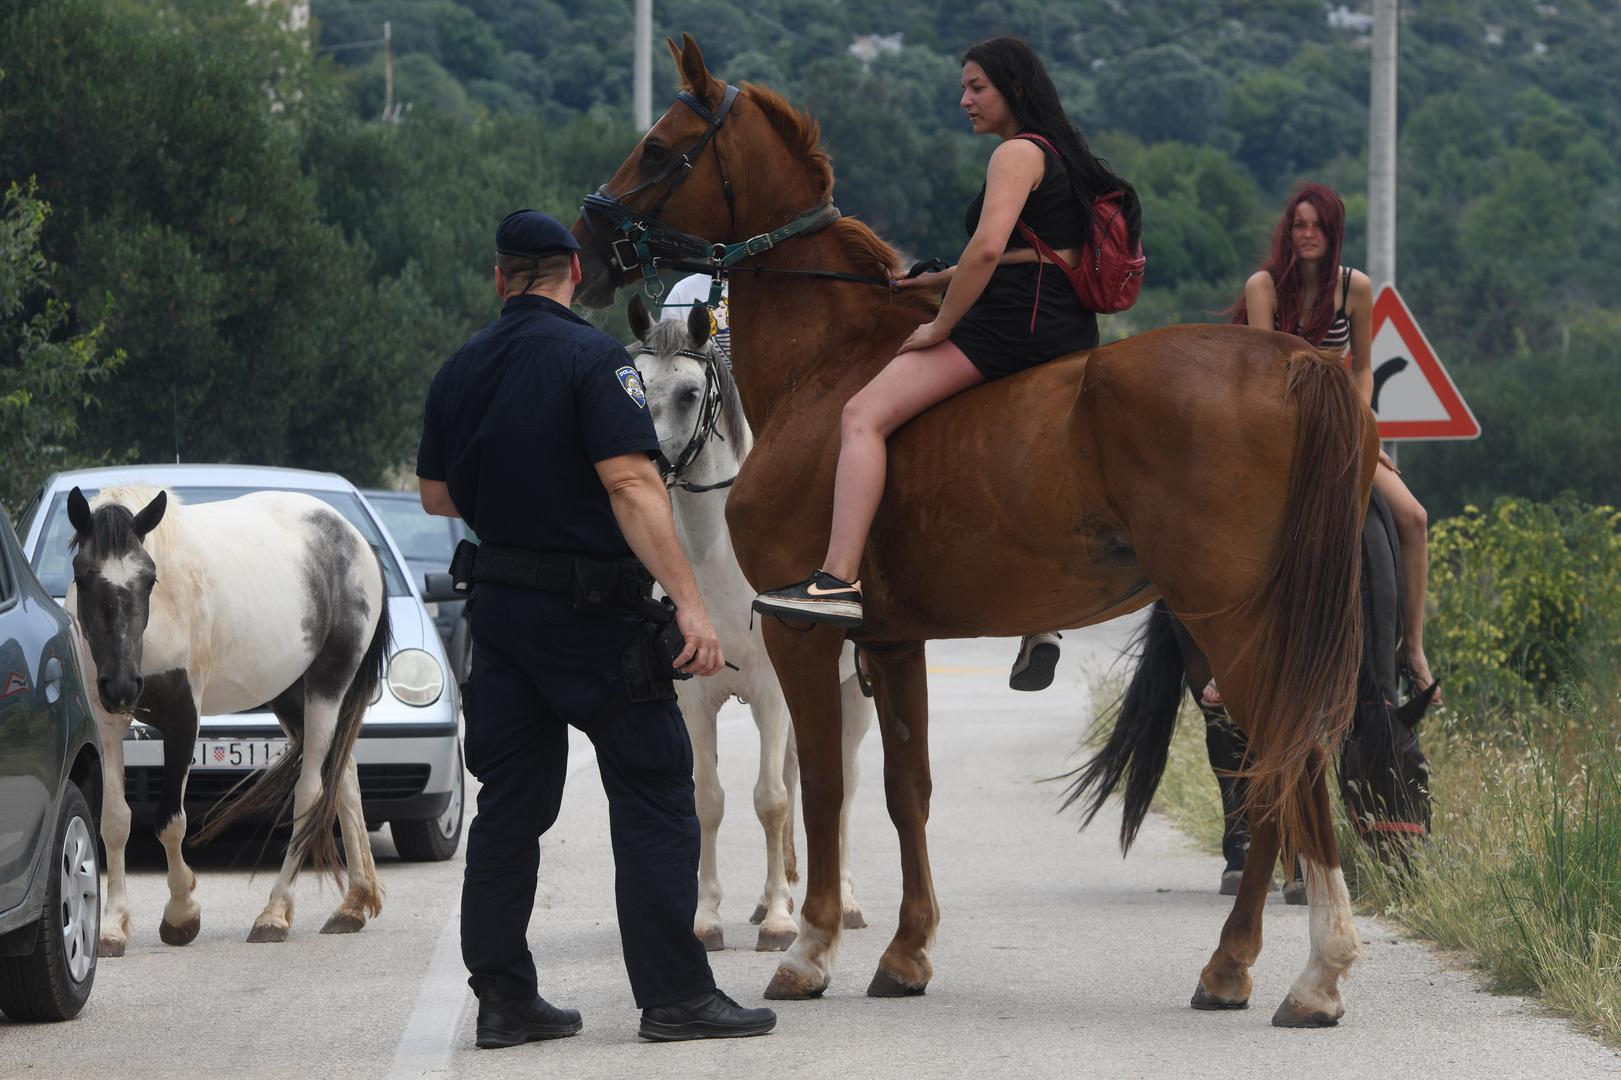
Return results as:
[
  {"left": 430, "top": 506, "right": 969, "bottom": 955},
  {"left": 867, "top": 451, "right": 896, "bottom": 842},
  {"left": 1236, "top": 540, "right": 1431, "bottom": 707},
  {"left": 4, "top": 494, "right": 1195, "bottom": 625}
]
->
[{"left": 469, "top": 543, "right": 652, "bottom": 609}]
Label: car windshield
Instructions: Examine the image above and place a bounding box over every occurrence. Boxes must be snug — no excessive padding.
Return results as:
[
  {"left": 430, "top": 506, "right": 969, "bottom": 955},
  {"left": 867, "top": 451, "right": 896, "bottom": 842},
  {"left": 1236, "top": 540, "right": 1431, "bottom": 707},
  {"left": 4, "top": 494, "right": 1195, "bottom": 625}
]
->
[
  {"left": 30, "top": 486, "right": 409, "bottom": 598},
  {"left": 368, "top": 496, "right": 461, "bottom": 564}
]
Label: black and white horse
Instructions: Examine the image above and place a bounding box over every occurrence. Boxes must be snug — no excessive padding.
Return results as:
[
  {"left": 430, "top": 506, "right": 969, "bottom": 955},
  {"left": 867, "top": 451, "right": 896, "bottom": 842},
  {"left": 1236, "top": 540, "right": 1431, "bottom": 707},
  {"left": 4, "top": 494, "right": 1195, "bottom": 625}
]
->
[{"left": 66, "top": 485, "right": 390, "bottom": 953}]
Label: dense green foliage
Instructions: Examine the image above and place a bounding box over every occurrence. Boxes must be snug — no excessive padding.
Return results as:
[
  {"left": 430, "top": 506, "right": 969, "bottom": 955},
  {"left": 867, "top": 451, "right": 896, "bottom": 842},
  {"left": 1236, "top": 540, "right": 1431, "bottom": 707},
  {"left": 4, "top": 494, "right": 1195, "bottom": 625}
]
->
[{"left": 1, "top": 0, "right": 1615, "bottom": 515}]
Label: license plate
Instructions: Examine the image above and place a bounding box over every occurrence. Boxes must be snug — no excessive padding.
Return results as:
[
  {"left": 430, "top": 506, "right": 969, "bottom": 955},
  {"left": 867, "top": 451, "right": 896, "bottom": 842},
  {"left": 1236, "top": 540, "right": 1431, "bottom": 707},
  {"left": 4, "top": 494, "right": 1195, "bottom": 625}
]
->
[{"left": 191, "top": 739, "right": 288, "bottom": 770}]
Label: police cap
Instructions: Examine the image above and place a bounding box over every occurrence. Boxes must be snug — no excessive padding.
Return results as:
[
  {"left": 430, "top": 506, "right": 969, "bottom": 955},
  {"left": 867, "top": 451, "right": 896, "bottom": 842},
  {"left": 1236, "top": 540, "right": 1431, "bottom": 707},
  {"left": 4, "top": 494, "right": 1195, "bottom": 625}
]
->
[{"left": 495, "top": 209, "right": 581, "bottom": 259}]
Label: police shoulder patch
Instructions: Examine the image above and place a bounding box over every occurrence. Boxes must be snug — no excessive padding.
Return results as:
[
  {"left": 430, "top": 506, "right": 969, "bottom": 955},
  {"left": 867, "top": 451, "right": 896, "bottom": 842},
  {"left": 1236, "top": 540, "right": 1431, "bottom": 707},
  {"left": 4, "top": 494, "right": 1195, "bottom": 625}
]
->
[{"left": 615, "top": 365, "right": 648, "bottom": 408}]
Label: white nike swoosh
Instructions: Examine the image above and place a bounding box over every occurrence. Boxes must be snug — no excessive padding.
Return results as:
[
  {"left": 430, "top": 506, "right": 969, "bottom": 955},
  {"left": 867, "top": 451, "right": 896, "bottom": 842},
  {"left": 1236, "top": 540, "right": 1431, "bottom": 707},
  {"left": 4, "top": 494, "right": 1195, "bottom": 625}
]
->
[{"left": 805, "top": 581, "right": 859, "bottom": 597}]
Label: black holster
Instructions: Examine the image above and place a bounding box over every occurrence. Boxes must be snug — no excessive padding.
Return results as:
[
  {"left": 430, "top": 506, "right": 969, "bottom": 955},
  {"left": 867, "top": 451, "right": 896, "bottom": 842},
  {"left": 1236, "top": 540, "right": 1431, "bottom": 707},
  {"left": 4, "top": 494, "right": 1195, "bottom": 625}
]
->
[
  {"left": 620, "top": 597, "right": 691, "bottom": 703},
  {"left": 450, "top": 538, "right": 478, "bottom": 594}
]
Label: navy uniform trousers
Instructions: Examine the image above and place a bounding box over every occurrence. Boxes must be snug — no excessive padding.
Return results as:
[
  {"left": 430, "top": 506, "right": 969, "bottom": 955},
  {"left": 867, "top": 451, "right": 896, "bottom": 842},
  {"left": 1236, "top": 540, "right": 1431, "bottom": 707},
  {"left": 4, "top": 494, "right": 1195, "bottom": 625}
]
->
[{"left": 459, "top": 583, "right": 716, "bottom": 1008}]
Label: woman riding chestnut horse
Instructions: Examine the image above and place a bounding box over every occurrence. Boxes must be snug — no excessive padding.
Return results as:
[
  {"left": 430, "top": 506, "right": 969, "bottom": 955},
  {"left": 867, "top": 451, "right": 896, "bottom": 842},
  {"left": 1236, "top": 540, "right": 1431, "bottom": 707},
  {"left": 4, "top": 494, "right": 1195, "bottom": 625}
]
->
[{"left": 577, "top": 34, "right": 1378, "bottom": 1028}]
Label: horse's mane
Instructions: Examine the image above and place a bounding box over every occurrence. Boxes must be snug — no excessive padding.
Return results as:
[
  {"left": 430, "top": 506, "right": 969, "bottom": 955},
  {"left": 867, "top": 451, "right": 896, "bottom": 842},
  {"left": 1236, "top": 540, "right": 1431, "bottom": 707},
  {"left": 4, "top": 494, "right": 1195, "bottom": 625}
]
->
[
  {"left": 85, "top": 485, "right": 183, "bottom": 564},
  {"left": 742, "top": 83, "right": 934, "bottom": 314},
  {"left": 636, "top": 319, "right": 749, "bottom": 448}
]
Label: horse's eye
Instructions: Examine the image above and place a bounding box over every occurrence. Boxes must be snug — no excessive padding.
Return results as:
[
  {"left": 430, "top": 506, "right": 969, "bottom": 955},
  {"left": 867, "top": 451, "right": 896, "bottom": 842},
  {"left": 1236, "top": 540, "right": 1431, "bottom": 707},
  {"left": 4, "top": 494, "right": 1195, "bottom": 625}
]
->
[
  {"left": 147, "top": 577, "right": 158, "bottom": 593},
  {"left": 642, "top": 142, "right": 669, "bottom": 165},
  {"left": 681, "top": 389, "right": 700, "bottom": 403}
]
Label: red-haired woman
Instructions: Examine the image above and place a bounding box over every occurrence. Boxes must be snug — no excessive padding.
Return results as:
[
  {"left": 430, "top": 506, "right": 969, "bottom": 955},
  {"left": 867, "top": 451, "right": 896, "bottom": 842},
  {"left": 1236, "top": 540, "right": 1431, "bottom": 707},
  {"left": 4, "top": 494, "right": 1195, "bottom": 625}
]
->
[{"left": 1208, "top": 182, "right": 1439, "bottom": 706}]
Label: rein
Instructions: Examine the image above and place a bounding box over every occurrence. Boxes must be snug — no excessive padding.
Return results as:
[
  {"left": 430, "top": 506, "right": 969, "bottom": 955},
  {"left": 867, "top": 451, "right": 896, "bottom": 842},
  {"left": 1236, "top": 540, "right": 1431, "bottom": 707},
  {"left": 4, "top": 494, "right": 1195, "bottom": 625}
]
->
[
  {"left": 633, "top": 344, "right": 736, "bottom": 493},
  {"left": 580, "top": 82, "right": 892, "bottom": 305}
]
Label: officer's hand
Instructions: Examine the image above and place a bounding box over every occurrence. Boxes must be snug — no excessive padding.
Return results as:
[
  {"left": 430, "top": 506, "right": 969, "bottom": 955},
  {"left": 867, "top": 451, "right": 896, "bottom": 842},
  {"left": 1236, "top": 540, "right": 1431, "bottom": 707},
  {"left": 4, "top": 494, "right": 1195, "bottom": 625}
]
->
[{"left": 673, "top": 604, "right": 725, "bottom": 677}]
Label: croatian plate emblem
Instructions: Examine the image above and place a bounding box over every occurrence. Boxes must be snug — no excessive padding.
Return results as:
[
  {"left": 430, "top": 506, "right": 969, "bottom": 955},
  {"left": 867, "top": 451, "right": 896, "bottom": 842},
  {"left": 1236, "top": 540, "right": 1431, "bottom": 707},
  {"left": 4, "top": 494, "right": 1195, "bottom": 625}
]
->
[{"left": 616, "top": 365, "right": 648, "bottom": 408}]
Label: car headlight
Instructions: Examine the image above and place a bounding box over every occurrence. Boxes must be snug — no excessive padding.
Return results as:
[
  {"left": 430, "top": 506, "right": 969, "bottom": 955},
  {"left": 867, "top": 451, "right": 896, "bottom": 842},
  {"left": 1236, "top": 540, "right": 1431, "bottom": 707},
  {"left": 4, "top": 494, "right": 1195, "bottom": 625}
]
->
[{"left": 387, "top": 648, "right": 444, "bottom": 707}]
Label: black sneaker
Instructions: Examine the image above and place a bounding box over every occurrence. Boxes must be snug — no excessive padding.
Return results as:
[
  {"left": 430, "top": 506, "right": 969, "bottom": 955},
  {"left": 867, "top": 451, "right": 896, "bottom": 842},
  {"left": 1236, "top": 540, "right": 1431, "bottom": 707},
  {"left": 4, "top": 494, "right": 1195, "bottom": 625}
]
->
[
  {"left": 1009, "top": 632, "right": 1062, "bottom": 691},
  {"left": 474, "top": 991, "right": 582, "bottom": 1049},
  {"left": 639, "top": 989, "right": 778, "bottom": 1042},
  {"left": 752, "top": 570, "right": 863, "bottom": 627}
]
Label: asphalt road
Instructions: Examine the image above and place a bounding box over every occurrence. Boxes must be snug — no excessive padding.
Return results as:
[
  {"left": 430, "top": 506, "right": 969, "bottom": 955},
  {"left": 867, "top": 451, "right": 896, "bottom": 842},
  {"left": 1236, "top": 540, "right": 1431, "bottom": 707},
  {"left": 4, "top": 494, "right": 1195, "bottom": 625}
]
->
[{"left": 4, "top": 622, "right": 1616, "bottom": 1079}]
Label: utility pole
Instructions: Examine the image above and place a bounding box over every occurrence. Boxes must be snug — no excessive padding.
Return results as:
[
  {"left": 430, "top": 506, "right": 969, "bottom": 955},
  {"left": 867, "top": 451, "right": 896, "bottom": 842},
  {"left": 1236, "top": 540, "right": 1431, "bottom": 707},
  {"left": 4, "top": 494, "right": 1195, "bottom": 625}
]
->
[
  {"left": 382, "top": 21, "right": 394, "bottom": 123},
  {"left": 634, "top": 0, "right": 652, "bottom": 130},
  {"left": 1368, "top": 0, "right": 1397, "bottom": 291}
]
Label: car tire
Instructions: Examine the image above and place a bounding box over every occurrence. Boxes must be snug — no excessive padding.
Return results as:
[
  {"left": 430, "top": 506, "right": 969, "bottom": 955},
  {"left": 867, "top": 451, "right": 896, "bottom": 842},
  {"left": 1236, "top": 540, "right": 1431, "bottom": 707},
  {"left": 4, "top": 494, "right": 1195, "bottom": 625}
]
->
[
  {"left": 391, "top": 745, "right": 464, "bottom": 862},
  {"left": 0, "top": 783, "right": 99, "bottom": 1022}
]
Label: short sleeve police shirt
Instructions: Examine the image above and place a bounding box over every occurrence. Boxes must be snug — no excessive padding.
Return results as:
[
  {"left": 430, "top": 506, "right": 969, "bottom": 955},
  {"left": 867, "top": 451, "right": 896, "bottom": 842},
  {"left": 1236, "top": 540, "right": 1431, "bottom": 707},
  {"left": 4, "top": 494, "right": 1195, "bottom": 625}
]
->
[{"left": 416, "top": 295, "right": 660, "bottom": 559}]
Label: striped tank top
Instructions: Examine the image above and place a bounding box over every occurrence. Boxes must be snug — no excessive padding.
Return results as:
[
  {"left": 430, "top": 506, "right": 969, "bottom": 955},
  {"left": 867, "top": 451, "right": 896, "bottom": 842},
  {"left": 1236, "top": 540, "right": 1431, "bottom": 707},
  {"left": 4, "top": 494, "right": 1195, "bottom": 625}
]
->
[{"left": 1276, "top": 267, "right": 1352, "bottom": 352}]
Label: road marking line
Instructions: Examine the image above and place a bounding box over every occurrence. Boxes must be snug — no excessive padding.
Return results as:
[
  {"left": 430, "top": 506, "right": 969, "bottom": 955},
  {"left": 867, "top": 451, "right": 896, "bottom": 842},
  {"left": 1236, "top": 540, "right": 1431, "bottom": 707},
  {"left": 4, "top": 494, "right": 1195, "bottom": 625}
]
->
[{"left": 387, "top": 739, "right": 599, "bottom": 1077}]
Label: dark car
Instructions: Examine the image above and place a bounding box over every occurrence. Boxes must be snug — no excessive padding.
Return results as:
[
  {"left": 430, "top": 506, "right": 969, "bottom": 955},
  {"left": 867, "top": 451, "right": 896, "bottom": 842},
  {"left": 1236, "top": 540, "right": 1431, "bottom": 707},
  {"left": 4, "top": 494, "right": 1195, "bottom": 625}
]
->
[
  {"left": 363, "top": 490, "right": 473, "bottom": 683},
  {"left": 0, "top": 508, "right": 101, "bottom": 1022}
]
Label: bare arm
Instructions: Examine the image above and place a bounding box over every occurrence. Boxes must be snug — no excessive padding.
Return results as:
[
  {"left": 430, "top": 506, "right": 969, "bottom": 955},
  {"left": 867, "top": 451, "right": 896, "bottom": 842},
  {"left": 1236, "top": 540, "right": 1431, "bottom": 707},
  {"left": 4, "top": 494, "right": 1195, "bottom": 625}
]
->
[
  {"left": 1243, "top": 271, "right": 1277, "bottom": 333},
  {"left": 593, "top": 451, "right": 723, "bottom": 676},
  {"left": 419, "top": 478, "right": 458, "bottom": 518},
  {"left": 1346, "top": 269, "right": 1374, "bottom": 406}
]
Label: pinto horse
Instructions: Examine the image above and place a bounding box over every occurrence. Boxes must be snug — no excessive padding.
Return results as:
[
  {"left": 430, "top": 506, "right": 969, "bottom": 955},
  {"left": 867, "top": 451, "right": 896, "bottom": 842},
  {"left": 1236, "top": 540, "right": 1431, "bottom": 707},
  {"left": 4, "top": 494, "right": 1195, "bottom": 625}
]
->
[
  {"left": 628, "top": 296, "right": 875, "bottom": 951},
  {"left": 575, "top": 36, "right": 1379, "bottom": 1027},
  {"left": 65, "top": 486, "right": 389, "bottom": 953}
]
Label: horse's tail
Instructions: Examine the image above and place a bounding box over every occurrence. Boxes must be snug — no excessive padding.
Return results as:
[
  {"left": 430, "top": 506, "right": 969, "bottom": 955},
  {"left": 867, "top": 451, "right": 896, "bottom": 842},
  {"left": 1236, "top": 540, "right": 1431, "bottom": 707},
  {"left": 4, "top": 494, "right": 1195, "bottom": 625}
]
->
[
  {"left": 1234, "top": 351, "right": 1371, "bottom": 866},
  {"left": 291, "top": 555, "right": 392, "bottom": 888},
  {"left": 1059, "top": 601, "right": 1186, "bottom": 853}
]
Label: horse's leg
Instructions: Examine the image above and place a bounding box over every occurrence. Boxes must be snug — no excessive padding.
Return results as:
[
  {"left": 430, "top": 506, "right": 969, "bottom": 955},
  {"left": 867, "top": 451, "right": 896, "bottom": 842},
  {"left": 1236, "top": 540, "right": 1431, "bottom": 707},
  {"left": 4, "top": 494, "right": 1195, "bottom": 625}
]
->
[
  {"left": 250, "top": 697, "right": 339, "bottom": 942},
  {"left": 97, "top": 712, "right": 134, "bottom": 957},
  {"left": 862, "top": 640, "right": 937, "bottom": 997},
  {"left": 320, "top": 758, "right": 381, "bottom": 934},
  {"left": 761, "top": 622, "right": 846, "bottom": 1000},
  {"left": 155, "top": 689, "right": 202, "bottom": 946},
  {"left": 1273, "top": 750, "right": 1358, "bottom": 1027},
  {"left": 683, "top": 689, "right": 725, "bottom": 951},
  {"left": 781, "top": 726, "right": 800, "bottom": 896},
  {"left": 751, "top": 687, "right": 797, "bottom": 951},
  {"left": 837, "top": 671, "right": 872, "bottom": 930}
]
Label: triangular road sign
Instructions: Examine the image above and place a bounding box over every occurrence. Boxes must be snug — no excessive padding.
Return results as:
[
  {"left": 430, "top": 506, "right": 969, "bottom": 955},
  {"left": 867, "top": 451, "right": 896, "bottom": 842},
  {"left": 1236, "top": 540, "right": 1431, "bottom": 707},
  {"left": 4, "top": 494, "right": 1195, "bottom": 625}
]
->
[{"left": 1366, "top": 284, "right": 1480, "bottom": 440}]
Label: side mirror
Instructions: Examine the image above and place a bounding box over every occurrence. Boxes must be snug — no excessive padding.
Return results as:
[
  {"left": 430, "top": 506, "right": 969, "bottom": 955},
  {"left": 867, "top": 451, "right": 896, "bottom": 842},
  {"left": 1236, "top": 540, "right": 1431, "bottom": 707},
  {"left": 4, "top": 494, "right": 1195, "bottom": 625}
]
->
[{"left": 422, "top": 572, "right": 461, "bottom": 604}]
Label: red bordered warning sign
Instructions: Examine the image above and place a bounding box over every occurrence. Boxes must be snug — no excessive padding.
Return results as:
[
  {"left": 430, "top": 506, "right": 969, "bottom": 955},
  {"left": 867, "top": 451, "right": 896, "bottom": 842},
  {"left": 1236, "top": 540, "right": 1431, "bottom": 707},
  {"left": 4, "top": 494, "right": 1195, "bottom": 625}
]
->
[{"left": 1366, "top": 284, "right": 1480, "bottom": 441}]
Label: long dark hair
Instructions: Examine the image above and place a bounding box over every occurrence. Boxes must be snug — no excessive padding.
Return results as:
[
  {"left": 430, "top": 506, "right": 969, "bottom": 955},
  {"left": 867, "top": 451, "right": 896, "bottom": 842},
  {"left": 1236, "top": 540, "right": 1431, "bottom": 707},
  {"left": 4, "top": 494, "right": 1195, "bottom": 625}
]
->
[
  {"left": 1232, "top": 182, "right": 1345, "bottom": 345},
  {"left": 962, "top": 37, "right": 1141, "bottom": 246}
]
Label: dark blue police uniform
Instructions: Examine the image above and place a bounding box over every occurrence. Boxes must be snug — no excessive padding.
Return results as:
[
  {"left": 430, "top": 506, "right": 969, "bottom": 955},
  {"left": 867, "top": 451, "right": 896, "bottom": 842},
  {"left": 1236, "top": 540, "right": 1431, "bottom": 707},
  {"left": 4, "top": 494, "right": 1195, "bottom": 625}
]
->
[{"left": 416, "top": 212, "right": 716, "bottom": 1011}]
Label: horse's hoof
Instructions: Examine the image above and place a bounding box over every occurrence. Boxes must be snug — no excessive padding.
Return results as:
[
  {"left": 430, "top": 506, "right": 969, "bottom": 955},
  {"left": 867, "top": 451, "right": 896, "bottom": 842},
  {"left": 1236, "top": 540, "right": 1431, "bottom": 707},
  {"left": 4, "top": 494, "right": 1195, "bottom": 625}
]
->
[
  {"left": 1219, "top": 869, "right": 1243, "bottom": 896},
  {"left": 867, "top": 965, "right": 926, "bottom": 998},
  {"left": 159, "top": 916, "right": 201, "bottom": 946},
  {"left": 246, "top": 923, "right": 289, "bottom": 943},
  {"left": 1191, "top": 982, "right": 1249, "bottom": 1010},
  {"left": 320, "top": 912, "right": 366, "bottom": 935},
  {"left": 1271, "top": 995, "right": 1340, "bottom": 1028},
  {"left": 749, "top": 904, "right": 767, "bottom": 925},
  {"left": 842, "top": 909, "right": 867, "bottom": 930},
  {"left": 1283, "top": 881, "right": 1309, "bottom": 905},
  {"left": 764, "top": 966, "right": 826, "bottom": 1000},
  {"left": 696, "top": 926, "right": 724, "bottom": 952},
  {"left": 755, "top": 927, "right": 797, "bottom": 952},
  {"left": 98, "top": 937, "right": 127, "bottom": 958}
]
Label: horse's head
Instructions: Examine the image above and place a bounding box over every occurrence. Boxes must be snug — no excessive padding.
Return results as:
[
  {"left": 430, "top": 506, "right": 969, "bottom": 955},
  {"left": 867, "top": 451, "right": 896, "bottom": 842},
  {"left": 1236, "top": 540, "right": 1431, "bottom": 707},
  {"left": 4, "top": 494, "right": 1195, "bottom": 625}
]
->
[
  {"left": 573, "top": 34, "right": 827, "bottom": 309},
  {"left": 627, "top": 293, "right": 747, "bottom": 486},
  {"left": 1339, "top": 683, "right": 1436, "bottom": 865},
  {"left": 66, "top": 485, "right": 168, "bottom": 714}
]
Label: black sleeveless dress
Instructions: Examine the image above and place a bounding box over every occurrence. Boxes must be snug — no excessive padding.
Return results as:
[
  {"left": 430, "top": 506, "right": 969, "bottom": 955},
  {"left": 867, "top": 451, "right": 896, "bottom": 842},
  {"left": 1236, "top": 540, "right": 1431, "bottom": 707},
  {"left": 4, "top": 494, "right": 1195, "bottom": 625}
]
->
[{"left": 948, "top": 140, "right": 1100, "bottom": 380}]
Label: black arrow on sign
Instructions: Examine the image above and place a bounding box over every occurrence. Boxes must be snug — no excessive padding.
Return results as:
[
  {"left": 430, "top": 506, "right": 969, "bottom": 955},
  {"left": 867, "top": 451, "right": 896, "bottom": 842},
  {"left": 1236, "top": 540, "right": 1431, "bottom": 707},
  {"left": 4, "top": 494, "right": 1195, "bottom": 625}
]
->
[{"left": 1371, "top": 356, "right": 1408, "bottom": 414}]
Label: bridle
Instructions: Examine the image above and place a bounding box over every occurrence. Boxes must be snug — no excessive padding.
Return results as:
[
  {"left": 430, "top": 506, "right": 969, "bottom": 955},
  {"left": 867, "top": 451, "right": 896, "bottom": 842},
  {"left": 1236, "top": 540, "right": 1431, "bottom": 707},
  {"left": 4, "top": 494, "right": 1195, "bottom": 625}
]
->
[
  {"left": 632, "top": 343, "right": 735, "bottom": 494},
  {"left": 580, "top": 82, "right": 890, "bottom": 305}
]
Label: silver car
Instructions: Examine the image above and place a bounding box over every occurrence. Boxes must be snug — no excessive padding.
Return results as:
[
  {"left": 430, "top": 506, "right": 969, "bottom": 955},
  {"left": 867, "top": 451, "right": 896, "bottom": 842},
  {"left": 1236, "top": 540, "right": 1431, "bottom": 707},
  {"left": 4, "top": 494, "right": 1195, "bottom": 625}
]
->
[{"left": 17, "top": 465, "right": 464, "bottom": 862}]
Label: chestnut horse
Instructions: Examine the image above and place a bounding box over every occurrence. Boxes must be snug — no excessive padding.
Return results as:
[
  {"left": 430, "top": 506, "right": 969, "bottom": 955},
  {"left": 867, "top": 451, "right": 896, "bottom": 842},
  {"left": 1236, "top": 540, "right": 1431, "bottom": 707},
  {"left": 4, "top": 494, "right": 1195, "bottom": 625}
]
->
[{"left": 575, "top": 36, "right": 1378, "bottom": 1027}]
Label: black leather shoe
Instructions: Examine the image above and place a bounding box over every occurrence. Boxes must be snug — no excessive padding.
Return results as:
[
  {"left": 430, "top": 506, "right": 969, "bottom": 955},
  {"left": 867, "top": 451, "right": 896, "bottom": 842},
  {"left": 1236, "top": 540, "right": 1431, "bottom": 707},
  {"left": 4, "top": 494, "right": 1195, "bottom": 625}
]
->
[
  {"left": 639, "top": 989, "right": 777, "bottom": 1042},
  {"left": 475, "top": 991, "right": 582, "bottom": 1049}
]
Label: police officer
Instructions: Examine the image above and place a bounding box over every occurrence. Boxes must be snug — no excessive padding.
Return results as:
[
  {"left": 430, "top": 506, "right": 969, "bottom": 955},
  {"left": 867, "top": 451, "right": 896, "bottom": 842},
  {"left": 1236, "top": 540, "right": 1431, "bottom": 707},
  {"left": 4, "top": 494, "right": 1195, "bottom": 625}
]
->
[{"left": 417, "top": 209, "right": 776, "bottom": 1048}]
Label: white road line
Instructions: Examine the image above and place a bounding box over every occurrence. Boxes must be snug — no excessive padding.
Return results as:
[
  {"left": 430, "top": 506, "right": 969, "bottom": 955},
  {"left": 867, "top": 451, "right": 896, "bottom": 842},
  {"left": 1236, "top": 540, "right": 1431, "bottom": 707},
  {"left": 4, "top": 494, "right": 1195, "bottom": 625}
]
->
[{"left": 386, "top": 735, "right": 599, "bottom": 1078}]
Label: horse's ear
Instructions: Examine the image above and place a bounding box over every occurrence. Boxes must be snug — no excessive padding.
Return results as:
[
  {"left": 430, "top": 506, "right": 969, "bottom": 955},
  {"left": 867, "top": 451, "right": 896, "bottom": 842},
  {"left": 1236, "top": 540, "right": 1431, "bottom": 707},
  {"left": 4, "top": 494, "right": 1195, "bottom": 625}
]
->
[
  {"left": 670, "top": 33, "right": 720, "bottom": 103},
  {"left": 1396, "top": 683, "right": 1436, "bottom": 731},
  {"left": 132, "top": 490, "right": 167, "bottom": 539},
  {"left": 688, "top": 302, "right": 712, "bottom": 348},
  {"left": 627, "top": 294, "right": 653, "bottom": 342},
  {"left": 67, "top": 487, "right": 93, "bottom": 538}
]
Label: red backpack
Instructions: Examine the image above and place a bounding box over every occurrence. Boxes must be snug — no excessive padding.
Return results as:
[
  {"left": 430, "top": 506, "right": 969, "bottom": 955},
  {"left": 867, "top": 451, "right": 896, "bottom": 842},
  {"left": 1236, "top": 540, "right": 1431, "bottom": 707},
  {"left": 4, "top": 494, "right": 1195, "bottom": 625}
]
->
[{"left": 1013, "top": 132, "right": 1145, "bottom": 315}]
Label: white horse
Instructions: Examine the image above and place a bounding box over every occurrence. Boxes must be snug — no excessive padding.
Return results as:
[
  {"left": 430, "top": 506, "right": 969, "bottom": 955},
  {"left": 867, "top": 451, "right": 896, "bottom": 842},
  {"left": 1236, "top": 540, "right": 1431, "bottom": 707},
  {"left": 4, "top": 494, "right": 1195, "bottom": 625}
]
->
[
  {"left": 630, "top": 297, "right": 874, "bottom": 951},
  {"left": 65, "top": 485, "right": 390, "bottom": 953}
]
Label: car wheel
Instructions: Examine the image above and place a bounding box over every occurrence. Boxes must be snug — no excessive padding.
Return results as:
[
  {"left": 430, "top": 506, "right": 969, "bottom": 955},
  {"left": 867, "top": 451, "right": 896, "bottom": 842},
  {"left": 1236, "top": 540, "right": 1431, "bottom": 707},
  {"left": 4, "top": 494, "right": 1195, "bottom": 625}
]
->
[
  {"left": 391, "top": 745, "right": 464, "bottom": 862},
  {"left": 0, "top": 783, "right": 99, "bottom": 1021}
]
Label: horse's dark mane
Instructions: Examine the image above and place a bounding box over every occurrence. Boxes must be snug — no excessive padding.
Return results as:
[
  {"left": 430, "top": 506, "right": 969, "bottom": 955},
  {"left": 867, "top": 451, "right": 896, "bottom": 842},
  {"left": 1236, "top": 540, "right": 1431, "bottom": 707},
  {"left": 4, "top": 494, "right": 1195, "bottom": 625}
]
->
[
  {"left": 72, "top": 503, "right": 140, "bottom": 555},
  {"left": 636, "top": 318, "right": 749, "bottom": 446}
]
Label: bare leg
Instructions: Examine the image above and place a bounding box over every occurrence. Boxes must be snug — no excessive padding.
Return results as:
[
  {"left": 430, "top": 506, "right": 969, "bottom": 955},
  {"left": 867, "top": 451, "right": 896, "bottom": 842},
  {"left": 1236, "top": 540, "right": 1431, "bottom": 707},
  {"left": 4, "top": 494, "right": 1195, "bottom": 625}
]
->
[
  {"left": 1373, "top": 463, "right": 1437, "bottom": 697},
  {"left": 97, "top": 714, "right": 133, "bottom": 957},
  {"left": 822, "top": 343, "right": 983, "bottom": 580},
  {"left": 682, "top": 689, "right": 725, "bottom": 951},
  {"left": 838, "top": 671, "right": 873, "bottom": 929},
  {"left": 752, "top": 689, "right": 797, "bottom": 951}
]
